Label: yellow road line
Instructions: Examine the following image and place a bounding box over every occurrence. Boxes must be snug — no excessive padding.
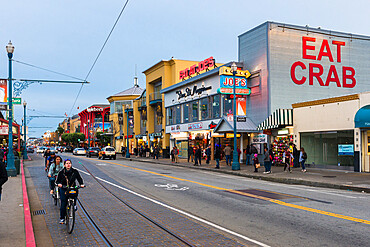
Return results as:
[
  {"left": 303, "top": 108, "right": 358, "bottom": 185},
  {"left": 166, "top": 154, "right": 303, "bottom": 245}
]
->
[{"left": 80, "top": 156, "right": 370, "bottom": 225}]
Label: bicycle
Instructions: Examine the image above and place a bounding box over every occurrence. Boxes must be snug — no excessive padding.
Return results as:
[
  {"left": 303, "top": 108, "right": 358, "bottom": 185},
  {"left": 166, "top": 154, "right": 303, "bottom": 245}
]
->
[
  {"left": 62, "top": 185, "right": 83, "bottom": 234},
  {"left": 52, "top": 181, "right": 60, "bottom": 207}
]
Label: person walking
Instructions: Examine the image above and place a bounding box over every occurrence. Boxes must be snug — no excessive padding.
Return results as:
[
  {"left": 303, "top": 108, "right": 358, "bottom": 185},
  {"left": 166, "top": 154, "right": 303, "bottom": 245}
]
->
[
  {"left": 263, "top": 147, "right": 272, "bottom": 174},
  {"left": 214, "top": 145, "right": 221, "bottom": 169},
  {"left": 174, "top": 146, "right": 179, "bottom": 163},
  {"left": 300, "top": 147, "right": 307, "bottom": 172},
  {"left": 253, "top": 153, "right": 259, "bottom": 172},
  {"left": 153, "top": 146, "right": 159, "bottom": 160},
  {"left": 188, "top": 145, "right": 194, "bottom": 163},
  {"left": 292, "top": 144, "right": 299, "bottom": 168},
  {"left": 206, "top": 145, "right": 211, "bottom": 164},
  {"left": 283, "top": 148, "right": 292, "bottom": 173},
  {"left": 224, "top": 144, "right": 232, "bottom": 166},
  {"left": 194, "top": 146, "right": 202, "bottom": 166},
  {"left": 245, "top": 145, "right": 251, "bottom": 166},
  {"left": 0, "top": 157, "right": 8, "bottom": 201},
  {"left": 171, "top": 147, "right": 176, "bottom": 163}
]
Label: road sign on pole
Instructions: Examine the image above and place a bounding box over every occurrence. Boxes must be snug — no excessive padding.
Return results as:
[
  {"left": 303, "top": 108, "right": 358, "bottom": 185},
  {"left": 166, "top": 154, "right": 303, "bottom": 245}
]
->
[{"left": 12, "top": 97, "right": 21, "bottom": 105}]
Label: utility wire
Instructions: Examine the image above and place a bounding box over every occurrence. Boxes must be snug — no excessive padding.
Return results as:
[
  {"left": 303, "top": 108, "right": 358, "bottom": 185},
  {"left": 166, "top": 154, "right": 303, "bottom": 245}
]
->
[
  {"left": 12, "top": 59, "right": 85, "bottom": 81},
  {"left": 68, "top": 0, "right": 130, "bottom": 117}
]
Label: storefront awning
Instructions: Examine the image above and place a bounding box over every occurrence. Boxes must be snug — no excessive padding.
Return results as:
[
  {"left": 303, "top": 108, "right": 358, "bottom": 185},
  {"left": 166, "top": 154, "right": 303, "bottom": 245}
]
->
[
  {"left": 213, "top": 116, "right": 258, "bottom": 133},
  {"left": 257, "top": 109, "right": 293, "bottom": 130},
  {"left": 355, "top": 105, "right": 370, "bottom": 128}
]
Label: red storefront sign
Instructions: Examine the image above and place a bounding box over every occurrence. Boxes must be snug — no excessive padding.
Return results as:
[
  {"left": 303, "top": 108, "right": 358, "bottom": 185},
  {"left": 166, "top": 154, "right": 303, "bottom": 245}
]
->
[
  {"left": 179, "top": 57, "right": 216, "bottom": 80},
  {"left": 290, "top": 37, "right": 356, "bottom": 88}
]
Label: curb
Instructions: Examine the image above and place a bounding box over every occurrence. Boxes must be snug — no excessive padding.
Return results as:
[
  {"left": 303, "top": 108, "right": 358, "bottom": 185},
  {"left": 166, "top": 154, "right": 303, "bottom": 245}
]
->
[
  {"left": 21, "top": 160, "right": 36, "bottom": 247},
  {"left": 119, "top": 157, "right": 370, "bottom": 194}
]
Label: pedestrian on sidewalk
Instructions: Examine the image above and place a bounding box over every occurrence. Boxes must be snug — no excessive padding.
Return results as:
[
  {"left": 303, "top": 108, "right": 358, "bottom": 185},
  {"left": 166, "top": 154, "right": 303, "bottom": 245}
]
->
[
  {"left": 253, "top": 153, "right": 259, "bottom": 172},
  {"left": 153, "top": 146, "right": 159, "bottom": 160},
  {"left": 171, "top": 147, "right": 176, "bottom": 163},
  {"left": 263, "top": 147, "right": 272, "bottom": 174},
  {"left": 188, "top": 145, "right": 194, "bottom": 163},
  {"left": 292, "top": 144, "right": 299, "bottom": 168},
  {"left": 174, "top": 146, "right": 179, "bottom": 163},
  {"left": 245, "top": 145, "right": 251, "bottom": 166},
  {"left": 194, "top": 146, "right": 202, "bottom": 166},
  {"left": 206, "top": 145, "right": 211, "bottom": 164},
  {"left": 0, "top": 155, "right": 8, "bottom": 201},
  {"left": 300, "top": 147, "right": 307, "bottom": 172},
  {"left": 214, "top": 145, "right": 221, "bottom": 169},
  {"left": 224, "top": 144, "right": 232, "bottom": 166},
  {"left": 283, "top": 148, "right": 292, "bottom": 173}
]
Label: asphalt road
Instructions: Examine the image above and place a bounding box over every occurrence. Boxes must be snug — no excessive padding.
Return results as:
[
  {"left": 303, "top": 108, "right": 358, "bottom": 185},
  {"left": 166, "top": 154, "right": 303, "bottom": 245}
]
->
[{"left": 32, "top": 153, "right": 370, "bottom": 247}]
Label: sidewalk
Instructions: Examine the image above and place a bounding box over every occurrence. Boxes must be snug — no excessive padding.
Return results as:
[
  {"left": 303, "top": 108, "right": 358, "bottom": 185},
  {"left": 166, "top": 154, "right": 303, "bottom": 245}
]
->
[
  {"left": 118, "top": 155, "right": 370, "bottom": 193},
  {"left": 0, "top": 176, "right": 25, "bottom": 247}
]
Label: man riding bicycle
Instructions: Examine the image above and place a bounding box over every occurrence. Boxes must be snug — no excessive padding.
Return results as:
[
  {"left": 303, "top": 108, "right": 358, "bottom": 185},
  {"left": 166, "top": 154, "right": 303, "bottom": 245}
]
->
[
  {"left": 47, "top": 155, "right": 63, "bottom": 194},
  {"left": 56, "top": 159, "right": 84, "bottom": 224}
]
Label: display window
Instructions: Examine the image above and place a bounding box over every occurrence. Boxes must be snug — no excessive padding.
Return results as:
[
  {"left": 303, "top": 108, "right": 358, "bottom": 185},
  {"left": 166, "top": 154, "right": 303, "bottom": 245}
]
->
[{"left": 272, "top": 135, "right": 293, "bottom": 165}]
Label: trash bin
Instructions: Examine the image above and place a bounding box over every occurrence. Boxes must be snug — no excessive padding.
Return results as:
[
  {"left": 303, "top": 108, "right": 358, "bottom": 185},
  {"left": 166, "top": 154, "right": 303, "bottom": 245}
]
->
[{"left": 14, "top": 157, "right": 20, "bottom": 175}]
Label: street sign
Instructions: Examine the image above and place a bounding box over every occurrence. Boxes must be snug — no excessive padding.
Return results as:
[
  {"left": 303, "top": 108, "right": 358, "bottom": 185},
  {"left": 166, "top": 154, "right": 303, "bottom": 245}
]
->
[
  {"left": 237, "top": 116, "right": 247, "bottom": 122},
  {"left": 12, "top": 98, "right": 22, "bottom": 105},
  {"left": 0, "top": 102, "right": 7, "bottom": 111}
]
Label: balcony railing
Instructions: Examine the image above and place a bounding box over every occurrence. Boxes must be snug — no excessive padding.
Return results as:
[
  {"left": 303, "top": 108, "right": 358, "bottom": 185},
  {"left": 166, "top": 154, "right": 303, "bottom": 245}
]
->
[
  {"left": 149, "top": 92, "right": 162, "bottom": 104},
  {"left": 139, "top": 97, "right": 146, "bottom": 107}
]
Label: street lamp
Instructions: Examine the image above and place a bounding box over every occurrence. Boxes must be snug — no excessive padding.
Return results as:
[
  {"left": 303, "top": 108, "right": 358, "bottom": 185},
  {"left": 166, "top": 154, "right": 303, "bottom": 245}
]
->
[
  {"left": 230, "top": 62, "right": 240, "bottom": 171},
  {"left": 23, "top": 101, "right": 28, "bottom": 160},
  {"left": 125, "top": 104, "right": 130, "bottom": 158},
  {"left": 6, "top": 41, "right": 16, "bottom": 176},
  {"left": 87, "top": 119, "right": 90, "bottom": 148}
]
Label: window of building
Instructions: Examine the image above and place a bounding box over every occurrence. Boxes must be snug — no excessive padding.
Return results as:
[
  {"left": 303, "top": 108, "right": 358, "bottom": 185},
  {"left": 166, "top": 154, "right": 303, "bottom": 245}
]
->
[
  {"left": 183, "top": 103, "right": 189, "bottom": 123},
  {"left": 211, "top": 95, "right": 220, "bottom": 119},
  {"left": 175, "top": 105, "right": 181, "bottom": 124},
  {"left": 191, "top": 101, "right": 199, "bottom": 122},
  {"left": 200, "top": 97, "right": 209, "bottom": 120},
  {"left": 166, "top": 107, "right": 174, "bottom": 125},
  {"left": 223, "top": 95, "right": 233, "bottom": 116},
  {"left": 249, "top": 74, "right": 261, "bottom": 95}
]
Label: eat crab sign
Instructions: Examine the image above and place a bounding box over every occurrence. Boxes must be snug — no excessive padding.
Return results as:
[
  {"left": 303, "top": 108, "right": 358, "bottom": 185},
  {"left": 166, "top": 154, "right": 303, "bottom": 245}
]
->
[{"left": 291, "top": 36, "right": 356, "bottom": 88}]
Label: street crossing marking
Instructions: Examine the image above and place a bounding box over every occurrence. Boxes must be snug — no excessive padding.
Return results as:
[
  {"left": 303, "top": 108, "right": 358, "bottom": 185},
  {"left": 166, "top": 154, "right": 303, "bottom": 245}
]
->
[
  {"left": 155, "top": 184, "right": 189, "bottom": 191},
  {"left": 75, "top": 156, "right": 370, "bottom": 226}
]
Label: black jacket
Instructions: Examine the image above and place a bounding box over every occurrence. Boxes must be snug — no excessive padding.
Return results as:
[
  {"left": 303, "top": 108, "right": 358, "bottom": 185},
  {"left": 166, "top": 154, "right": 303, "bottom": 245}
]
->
[
  {"left": 56, "top": 167, "right": 84, "bottom": 187},
  {"left": 0, "top": 162, "right": 8, "bottom": 193},
  {"left": 214, "top": 147, "right": 221, "bottom": 159}
]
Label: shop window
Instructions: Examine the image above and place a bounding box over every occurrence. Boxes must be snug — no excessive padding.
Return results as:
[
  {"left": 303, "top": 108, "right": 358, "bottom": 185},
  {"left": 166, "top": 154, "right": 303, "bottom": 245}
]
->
[
  {"left": 175, "top": 105, "right": 181, "bottom": 124},
  {"left": 191, "top": 101, "right": 199, "bottom": 122},
  {"left": 222, "top": 95, "right": 233, "bottom": 116},
  {"left": 200, "top": 97, "right": 209, "bottom": 120},
  {"left": 249, "top": 74, "right": 261, "bottom": 95},
  {"left": 212, "top": 95, "right": 220, "bottom": 119},
  {"left": 183, "top": 103, "right": 189, "bottom": 123}
]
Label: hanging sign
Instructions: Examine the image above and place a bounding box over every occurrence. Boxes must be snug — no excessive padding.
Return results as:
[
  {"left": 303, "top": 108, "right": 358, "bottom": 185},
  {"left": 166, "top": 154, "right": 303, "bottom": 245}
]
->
[
  {"left": 12, "top": 98, "right": 22, "bottom": 105},
  {"left": 0, "top": 79, "right": 7, "bottom": 103},
  {"left": 218, "top": 66, "right": 251, "bottom": 95}
]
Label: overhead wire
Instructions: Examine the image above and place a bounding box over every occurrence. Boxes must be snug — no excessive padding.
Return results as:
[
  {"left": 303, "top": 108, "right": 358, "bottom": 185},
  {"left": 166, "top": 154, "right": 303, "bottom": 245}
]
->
[
  {"left": 68, "top": 0, "right": 130, "bottom": 117},
  {"left": 12, "top": 59, "right": 85, "bottom": 81}
]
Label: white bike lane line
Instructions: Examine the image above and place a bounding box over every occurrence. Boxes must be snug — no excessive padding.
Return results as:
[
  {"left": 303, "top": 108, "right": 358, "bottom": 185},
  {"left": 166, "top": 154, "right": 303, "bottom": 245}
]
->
[{"left": 75, "top": 167, "right": 271, "bottom": 247}]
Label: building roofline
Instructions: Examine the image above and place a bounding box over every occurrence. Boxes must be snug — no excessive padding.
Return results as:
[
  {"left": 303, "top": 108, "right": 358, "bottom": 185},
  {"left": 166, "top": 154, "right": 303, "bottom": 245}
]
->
[
  {"left": 239, "top": 21, "right": 370, "bottom": 41},
  {"left": 292, "top": 94, "right": 360, "bottom": 109}
]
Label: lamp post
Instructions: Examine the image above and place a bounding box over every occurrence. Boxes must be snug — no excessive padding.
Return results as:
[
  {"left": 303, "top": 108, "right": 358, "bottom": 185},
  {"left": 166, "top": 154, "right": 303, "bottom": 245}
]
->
[
  {"left": 87, "top": 119, "right": 90, "bottom": 148},
  {"left": 125, "top": 105, "right": 130, "bottom": 158},
  {"left": 231, "top": 62, "right": 240, "bottom": 170},
  {"left": 23, "top": 101, "right": 28, "bottom": 160},
  {"left": 6, "top": 41, "right": 16, "bottom": 176}
]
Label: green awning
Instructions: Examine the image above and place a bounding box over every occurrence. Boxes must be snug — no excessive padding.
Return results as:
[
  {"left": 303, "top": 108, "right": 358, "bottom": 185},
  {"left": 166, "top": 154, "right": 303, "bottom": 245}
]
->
[{"left": 355, "top": 105, "right": 370, "bottom": 128}]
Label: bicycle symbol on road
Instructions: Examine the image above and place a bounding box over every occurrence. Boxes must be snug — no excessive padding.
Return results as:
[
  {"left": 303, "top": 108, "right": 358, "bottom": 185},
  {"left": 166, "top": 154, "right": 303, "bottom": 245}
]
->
[{"left": 155, "top": 184, "right": 189, "bottom": 191}]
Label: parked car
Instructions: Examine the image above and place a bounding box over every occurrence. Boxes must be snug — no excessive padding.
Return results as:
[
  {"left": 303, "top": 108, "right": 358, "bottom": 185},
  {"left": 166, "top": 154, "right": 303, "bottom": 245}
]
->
[
  {"left": 65, "top": 146, "right": 74, "bottom": 152},
  {"left": 98, "top": 147, "right": 116, "bottom": 160},
  {"left": 86, "top": 147, "right": 100, "bottom": 158},
  {"left": 50, "top": 147, "right": 58, "bottom": 154},
  {"left": 27, "top": 147, "right": 34, "bottom": 153},
  {"left": 73, "top": 148, "right": 87, "bottom": 155},
  {"left": 36, "top": 146, "right": 46, "bottom": 153}
]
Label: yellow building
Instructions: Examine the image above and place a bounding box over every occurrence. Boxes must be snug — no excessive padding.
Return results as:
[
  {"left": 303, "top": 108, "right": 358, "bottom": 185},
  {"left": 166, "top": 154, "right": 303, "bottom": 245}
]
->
[
  {"left": 69, "top": 115, "right": 81, "bottom": 133},
  {"left": 107, "top": 81, "right": 144, "bottom": 152},
  {"left": 142, "top": 58, "right": 223, "bottom": 156}
]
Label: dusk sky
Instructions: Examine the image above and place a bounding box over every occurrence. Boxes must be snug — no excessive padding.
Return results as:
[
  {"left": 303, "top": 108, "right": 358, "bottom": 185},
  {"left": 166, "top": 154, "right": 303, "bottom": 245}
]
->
[{"left": 1, "top": 0, "right": 369, "bottom": 137}]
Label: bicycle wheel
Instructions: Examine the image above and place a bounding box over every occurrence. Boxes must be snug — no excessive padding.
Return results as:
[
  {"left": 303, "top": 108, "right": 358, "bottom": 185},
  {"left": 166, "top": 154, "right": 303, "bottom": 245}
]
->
[{"left": 67, "top": 200, "right": 75, "bottom": 234}]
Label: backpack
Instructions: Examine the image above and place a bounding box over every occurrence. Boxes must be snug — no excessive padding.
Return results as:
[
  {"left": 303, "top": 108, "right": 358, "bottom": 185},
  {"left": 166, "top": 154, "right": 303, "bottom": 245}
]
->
[{"left": 302, "top": 152, "right": 307, "bottom": 160}]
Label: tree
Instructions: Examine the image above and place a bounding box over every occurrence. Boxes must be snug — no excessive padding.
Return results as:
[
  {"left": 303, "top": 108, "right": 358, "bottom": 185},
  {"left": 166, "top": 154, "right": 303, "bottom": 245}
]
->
[
  {"left": 56, "top": 126, "right": 64, "bottom": 137},
  {"left": 96, "top": 132, "right": 110, "bottom": 146},
  {"left": 61, "top": 133, "right": 86, "bottom": 146}
]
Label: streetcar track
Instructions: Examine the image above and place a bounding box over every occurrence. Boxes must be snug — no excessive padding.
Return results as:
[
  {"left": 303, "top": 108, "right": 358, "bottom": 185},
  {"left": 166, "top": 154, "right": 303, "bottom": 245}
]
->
[{"left": 79, "top": 162, "right": 196, "bottom": 247}]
